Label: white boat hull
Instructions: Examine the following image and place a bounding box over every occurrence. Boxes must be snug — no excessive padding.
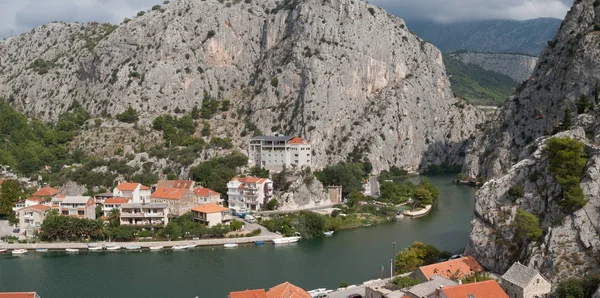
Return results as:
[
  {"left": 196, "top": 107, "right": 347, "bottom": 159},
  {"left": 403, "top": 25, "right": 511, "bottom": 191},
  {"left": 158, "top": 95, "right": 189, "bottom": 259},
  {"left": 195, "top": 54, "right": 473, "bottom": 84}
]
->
[
  {"left": 273, "top": 236, "right": 301, "bottom": 245},
  {"left": 88, "top": 246, "right": 103, "bottom": 251},
  {"left": 172, "top": 245, "right": 187, "bottom": 250},
  {"left": 224, "top": 244, "right": 238, "bottom": 248},
  {"left": 125, "top": 246, "right": 141, "bottom": 250},
  {"left": 149, "top": 246, "right": 163, "bottom": 251},
  {"left": 323, "top": 231, "right": 334, "bottom": 236},
  {"left": 35, "top": 248, "right": 48, "bottom": 252},
  {"left": 184, "top": 244, "right": 196, "bottom": 249},
  {"left": 106, "top": 246, "right": 121, "bottom": 251},
  {"left": 12, "top": 249, "right": 27, "bottom": 255},
  {"left": 0, "top": 249, "right": 7, "bottom": 253},
  {"left": 66, "top": 249, "right": 79, "bottom": 253}
]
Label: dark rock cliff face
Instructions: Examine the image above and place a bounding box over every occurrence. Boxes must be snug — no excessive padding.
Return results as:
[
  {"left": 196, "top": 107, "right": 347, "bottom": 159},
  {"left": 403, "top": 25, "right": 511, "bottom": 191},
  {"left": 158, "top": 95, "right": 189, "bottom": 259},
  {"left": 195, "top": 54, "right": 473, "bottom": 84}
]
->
[
  {"left": 0, "top": 0, "right": 484, "bottom": 172},
  {"left": 465, "top": 0, "right": 600, "bottom": 283}
]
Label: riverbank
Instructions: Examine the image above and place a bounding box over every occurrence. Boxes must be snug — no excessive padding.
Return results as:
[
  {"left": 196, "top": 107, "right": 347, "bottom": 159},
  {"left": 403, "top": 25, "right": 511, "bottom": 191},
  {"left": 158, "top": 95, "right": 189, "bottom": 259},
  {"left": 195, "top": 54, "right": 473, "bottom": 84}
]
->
[
  {"left": 0, "top": 234, "right": 281, "bottom": 250},
  {"left": 403, "top": 205, "right": 432, "bottom": 218}
]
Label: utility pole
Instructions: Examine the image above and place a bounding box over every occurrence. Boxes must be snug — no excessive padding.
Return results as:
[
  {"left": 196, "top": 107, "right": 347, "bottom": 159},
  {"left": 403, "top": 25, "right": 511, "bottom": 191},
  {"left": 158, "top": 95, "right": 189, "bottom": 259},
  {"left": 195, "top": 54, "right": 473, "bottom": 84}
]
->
[
  {"left": 390, "top": 259, "right": 393, "bottom": 279},
  {"left": 392, "top": 241, "right": 396, "bottom": 276}
]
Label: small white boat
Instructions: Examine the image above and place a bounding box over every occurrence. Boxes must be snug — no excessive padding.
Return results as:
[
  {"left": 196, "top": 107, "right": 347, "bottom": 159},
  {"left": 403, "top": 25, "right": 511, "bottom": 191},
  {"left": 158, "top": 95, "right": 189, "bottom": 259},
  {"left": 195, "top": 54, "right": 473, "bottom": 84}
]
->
[
  {"left": 0, "top": 248, "right": 7, "bottom": 254},
  {"left": 88, "top": 246, "right": 103, "bottom": 251},
  {"left": 323, "top": 231, "right": 334, "bottom": 236},
  {"left": 149, "top": 246, "right": 164, "bottom": 251},
  {"left": 106, "top": 246, "right": 121, "bottom": 251},
  {"left": 184, "top": 244, "right": 196, "bottom": 249},
  {"left": 125, "top": 245, "right": 141, "bottom": 250},
  {"left": 273, "top": 236, "right": 301, "bottom": 245},
  {"left": 224, "top": 243, "right": 238, "bottom": 248},
  {"left": 172, "top": 245, "right": 187, "bottom": 250},
  {"left": 35, "top": 248, "right": 48, "bottom": 252},
  {"left": 65, "top": 248, "right": 79, "bottom": 253},
  {"left": 12, "top": 249, "right": 27, "bottom": 255}
]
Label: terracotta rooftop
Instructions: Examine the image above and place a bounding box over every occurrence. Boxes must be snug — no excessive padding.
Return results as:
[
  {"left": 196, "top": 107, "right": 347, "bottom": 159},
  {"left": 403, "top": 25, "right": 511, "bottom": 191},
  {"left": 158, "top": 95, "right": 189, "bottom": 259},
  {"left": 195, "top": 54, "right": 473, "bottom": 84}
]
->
[
  {"left": 233, "top": 177, "right": 267, "bottom": 184},
  {"left": 417, "top": 256, "right": 483, "bottom": 281},
  {"left": 32, "top": 186, "right": 60, "bottom": 197},
  {"left": 288, "top": 136, "right": 309, "bottom": 145},
  {"left": 117, "top": 182, "right": 150, "bottom": 191},
  {"left": 0, "top": 293, "right": 40, "bottom": 298},
  {"left": 20, "top": 204, "right": 51, "bottom": 212},
  {"left": 191, "top": 203, "right": 229, "bottom": 213},
  {"left": 193, "top": 187, "right": 220, "bottom": 197},
  {"left": 266, "top": 282, "right": 311, "bottom": 298},
  {"left": 441, "top": 280, "right": 508, "bottom": 298},
  {"left": 104, "top": 198, "right": 131, "bottom": 204},
  {"left": 151, "top": 187, "right": 189, "bottom": 200},
  {"left": 156, "top": 180, "right": 194, "bottom": 189},
  {"left": 27, "top": 197, "right": 46, "bottom": 204},
  {"left": 229, "top": 289, "right": 268, "bottom": 298}
]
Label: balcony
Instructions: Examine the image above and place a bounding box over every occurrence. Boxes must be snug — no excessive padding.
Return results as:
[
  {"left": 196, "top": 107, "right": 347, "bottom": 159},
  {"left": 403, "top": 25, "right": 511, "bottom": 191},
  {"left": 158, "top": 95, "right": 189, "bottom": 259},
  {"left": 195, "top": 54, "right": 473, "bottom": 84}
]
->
[
  {"left": 120, "top": 212, "right": 144, "bottom": 218},
  {"left": 145, "top": 212, "right": 164, "bottom": 217}
]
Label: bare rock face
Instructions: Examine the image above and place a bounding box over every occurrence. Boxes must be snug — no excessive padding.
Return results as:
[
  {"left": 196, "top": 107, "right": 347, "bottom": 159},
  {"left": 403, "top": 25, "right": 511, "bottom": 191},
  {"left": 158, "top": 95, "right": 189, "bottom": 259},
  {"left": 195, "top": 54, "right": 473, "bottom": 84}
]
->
[
  {"left": 465, "top": 0, "right": 600, "bottom": 179},
  {"left": 0, "top": 0, "right": 484, "bottom": 172},
  {"left": 276, "top": 169, "right": 332, "bottom": 211},
  {"left": 448, "top": 51, "right": 537, "bottom": 82}
]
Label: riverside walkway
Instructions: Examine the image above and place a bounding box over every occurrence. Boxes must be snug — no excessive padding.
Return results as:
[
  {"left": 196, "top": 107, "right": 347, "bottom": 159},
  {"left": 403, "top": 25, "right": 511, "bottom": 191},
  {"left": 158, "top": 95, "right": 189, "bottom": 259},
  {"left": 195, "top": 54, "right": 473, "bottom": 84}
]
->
[{"left": 0, "top": 234, "right": 281, "bottom": 250}]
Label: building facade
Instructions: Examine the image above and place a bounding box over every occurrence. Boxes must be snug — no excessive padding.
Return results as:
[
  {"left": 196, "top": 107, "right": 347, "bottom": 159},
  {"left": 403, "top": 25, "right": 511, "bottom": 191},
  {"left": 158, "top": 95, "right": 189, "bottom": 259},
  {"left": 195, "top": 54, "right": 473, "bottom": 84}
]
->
[
  {"left": 191, "top": 204, "right": 232, "bottom": 227},
  {"left": 59, "top": 196, "right": 96, "bottom": 219},
  {"left": 193, "top": 187, "right": 222, "bottom": 205},
  {"left": 102, "top": 198, "right": 131, "bottom": 217},
  {"left": 16, "top": 204, "right": 51, "bottom": 233},
  {"left": 501, "top": 262, "right": 551, "bottom": 298},
  {"left": 113, "top": 182, "right": 151, "bottom": 204},
  {"left": 411, "top": 256, "right": 483, "bottom": 282},
  {"left": 248, "top": 136, "right": 311, "bottom": 171},
  {"left": 227, "top": 177, "right": 273, "bottom": 212},
  {"left": 150, "top": 187, "right": 196, "bottom": 216},
  {"left": 119, "top": 203, "right": 169, "bottom": 227}
]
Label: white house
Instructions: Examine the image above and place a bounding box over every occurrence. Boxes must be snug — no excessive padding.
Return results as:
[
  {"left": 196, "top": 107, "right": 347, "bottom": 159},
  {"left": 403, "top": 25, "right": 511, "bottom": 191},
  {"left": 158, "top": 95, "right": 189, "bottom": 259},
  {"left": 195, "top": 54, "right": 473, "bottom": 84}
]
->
[
  {"left": 12, "top": 197, "right": 47, "bottom": 212},
  {"left": 120, "top": 203, "right": 169, "bottom": 227},
  {"left": 102, "top": 197, "right": 131, "bottom": 217},
  {"left": 248, "top": 135, "right": 311, "bottom": 171},
  {"left": 16, "top": 204, "right": 52, "bottom": 234},
  {"left": 113, "top": 182, "right": 151, "bottom": 204},
  {"left": 59, "top": 196, "right": 96, "bottom": 220},
  {"left": 193, "top": 187, "right": 223, "bottom": 205},
  {"left": 227, "top": 177, "right": 273, "bottom": 212},
  {"left": 191, "top": 204, "right": 232, "bottom": 227},
  {"left": 501, "top": 262, "right": 551, "bottom": 298}
]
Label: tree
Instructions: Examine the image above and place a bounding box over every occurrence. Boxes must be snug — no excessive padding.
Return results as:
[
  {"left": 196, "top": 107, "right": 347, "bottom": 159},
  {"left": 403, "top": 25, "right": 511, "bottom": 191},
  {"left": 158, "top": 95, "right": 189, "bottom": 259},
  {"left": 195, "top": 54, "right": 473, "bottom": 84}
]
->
[
  {"left": 230, "top": 220, "right": 243, "bottom": 231},
  {"left": 116, "top": 106, "right": 139, "bottom": 123},
  {"left": 163, "top": 221, "right": 182, "bottom": 240},
  {"left": 296, "top": 211, "right": 325, "bottom": 239},
  {"left": 108, "top": 209, "right": 120, "bottom": 227},
  {"left": 347, "top": 191, "right": 364, "bottom": 208},
  {"left": 556, "top": 278, "right": 585, "bottom": 298},
  {"left": 392, "top": 276, "right": 421, "bottom": 288},
  {"left": 394, "top": 242, "right": 442, "bottom": 274},
  {"left": 513, "top": 209, "right": 542, "bottom": 242},
  {"left": 250, "top": 166, "right": 270, "bottom": 178},
  {"left": 508, "top": 186, "right": 525, "bottom": 199},
  {"left": 266, "top": 199, "right": 278, "bottom": 211},
  {"left": 339, "top": 281, "right": 349, "bottom": 288},
  {"left": 545, "top": 137, "right": 588, "bottom": 212},
  {"left": 315, "top": 163, "right": 365, "bottom": 196},
  {"left": 0, "top": 180, "right": 22, "bottom": 216},
  {"left": 461, "top": 272, "right": 493, "bottom": 284},
  {"left": 413, "top": 186, "right": 433, "bottom": 208},
  {"left": 558, "top": 107, "right": 573, "bottom": 132},
  {"left": 95, "top": 205, "right": 103, "bottom": 219}
]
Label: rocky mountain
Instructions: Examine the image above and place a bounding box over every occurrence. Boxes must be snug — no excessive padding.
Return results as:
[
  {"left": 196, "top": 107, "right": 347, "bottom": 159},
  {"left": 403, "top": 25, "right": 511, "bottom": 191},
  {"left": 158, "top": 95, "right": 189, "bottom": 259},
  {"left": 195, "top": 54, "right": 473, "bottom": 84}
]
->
[
  {"left": 465, "top": 0, "right": 600, "bottom": 283},
  {"left": 0, "top": 0, "right": 484, "bottom": 173},
  {"left": 448, "top": 51, "right": 537, "bottom": 83},
  {"left": 408, "top": 18, "right": 561, "bottom": 56}
]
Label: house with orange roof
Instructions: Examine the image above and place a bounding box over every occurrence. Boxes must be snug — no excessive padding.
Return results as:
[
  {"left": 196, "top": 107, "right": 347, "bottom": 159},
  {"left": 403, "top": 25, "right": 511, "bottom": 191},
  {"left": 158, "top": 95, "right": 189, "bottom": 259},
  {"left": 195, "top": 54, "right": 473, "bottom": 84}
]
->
[
  {"left": 191, "top": 204, "right": 232, "bottom": 227},
  {"left": 155, "top": 180, "right": 195, "bottom": 191},
  {"left": 227, "top": 177, "right": 273, "bottom": 212},
  {"left": 228, "top": 282, "right": 310, "bottom": 298},
  {"left": 102, "top": 197, "right": 131, "bottom": 217},
  {"left": 113, "top": 182, "right": 151, "bottom": 204},
  {"left": 59, "top": 196, "right": 96, "bottom": 219},
  {"left": 411, "top": 256, "right": 484, "bottom": 282},
  {"left": 120, "top": 203, "right": 169, "bottom": 227},
  {"left": 248, "top": 135, "right": 312, "bottom": 171},
  {"left": 150, "top": 187, "right": 196, "bottom": 216},
  {"left": 439, "top": 280, "right": 508, "bottom": 298},
  {"left": 193, "top": 187, "right": 222, "bottom": 205},
  {"left": 32, "top": 185, "right": 61, "bottom": 198},
  {"left": 12, "top": 197, "right": 49, "bottom": 212},
  {"left": 0, "top": 292, "right": 41, "bottom": 298},
  {"left": 15, "top": 204, "right": 52, "bottom": 234}
]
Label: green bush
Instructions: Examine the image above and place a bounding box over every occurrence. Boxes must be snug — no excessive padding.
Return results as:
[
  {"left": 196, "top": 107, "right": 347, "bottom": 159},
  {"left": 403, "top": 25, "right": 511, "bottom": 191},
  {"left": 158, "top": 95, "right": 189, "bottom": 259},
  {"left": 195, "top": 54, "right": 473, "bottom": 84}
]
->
[
  {"left": 29, "top": 59, "right": 55, "bottom": 75},
  {"left": 557, "top": 278, "right": 585, "bottom": 298},
  {"left": 116, "top": 106, "right": 139, "bottom": 123},
  {"left": 513, "top": 209, "right": 542, "bottom": 242},
  {"left": 508, "top": 186, "right": 525, "bottom": 199},
  {"left": 152, "top": 5, "right": 161, "bottom": 10},
  {"left": 392, "top": 276, "right": 420, "bottom": 288},
  {"left": 545, "top": 137, "right": 588, "bottom": 212},
  {"left": 394, "top": 241, "right": 443, "bottom": 274}
]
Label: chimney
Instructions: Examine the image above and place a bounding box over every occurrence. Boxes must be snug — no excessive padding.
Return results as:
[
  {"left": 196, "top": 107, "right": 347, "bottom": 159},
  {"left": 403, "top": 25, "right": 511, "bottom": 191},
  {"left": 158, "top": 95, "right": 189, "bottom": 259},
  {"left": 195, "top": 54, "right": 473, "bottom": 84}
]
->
[{"left": 458, "top": 280, "right": 462, "bottom": 285}]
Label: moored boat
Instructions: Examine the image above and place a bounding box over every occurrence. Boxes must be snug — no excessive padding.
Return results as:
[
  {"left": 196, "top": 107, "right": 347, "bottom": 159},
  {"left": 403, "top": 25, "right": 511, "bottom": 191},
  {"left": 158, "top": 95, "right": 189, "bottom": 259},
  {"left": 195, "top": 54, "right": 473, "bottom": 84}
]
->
[
  {"left": 172, "top": 245, "right": 187, "bottom": 250},
  {"left": 323, "top": 231, "right": 334, "bottom": 236},
  {"left": 88, "top": 246, "right": 103, "bottom": 251},
  {"left": 35, "top": 248, "right": 49, "bottom": 252},
  {"left": 0, "top": 248, "right": 7, "bottom": 254},
  {"left": 149, "top": 246, "right": 164, "bottom": 251},
  {"left": 272, "top": 236, "right": 301, "bottom": 245},
  {"left": 125, "top": 245, "right": 142, "bottom": 250},
  {"left": 254, "top": 241, "right": 265, "bottom": 245},
  {"left": 184, "top": 244, "right": 196, "bottom": 249},
  {"left": 12, "top": 249, "right": 27, "bottom": 255},
  {"left": 65, "top": 248, "right": 79, "bottom": 253},
  {"left": 106, "top": 246, "right": 121, "bottom": 251},
  {"left": 224, "top": 243, "right": 238, "bottom": 248}
]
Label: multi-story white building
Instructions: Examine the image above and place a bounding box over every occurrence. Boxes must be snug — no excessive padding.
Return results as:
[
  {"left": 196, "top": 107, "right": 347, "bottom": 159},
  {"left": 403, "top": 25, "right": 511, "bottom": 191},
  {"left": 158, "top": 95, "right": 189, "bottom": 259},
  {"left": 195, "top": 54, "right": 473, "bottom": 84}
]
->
[
  {"left": 227, "top": 177, "right": 273, "bottom": 212},
  {"left": 113, "top": 182, "right": 151, "bottom": 204},
  {"left": 102, "top": 197, "right": 131, "bottom": 217},
  {"left": 119, "top": 203, "right": 169, "bottom": 227},
  {"left": 59, "top": 196, "right": 96, "bottom": 220},
  {"left": 248, "top": 135, "right": 311, "bottom": 171}
]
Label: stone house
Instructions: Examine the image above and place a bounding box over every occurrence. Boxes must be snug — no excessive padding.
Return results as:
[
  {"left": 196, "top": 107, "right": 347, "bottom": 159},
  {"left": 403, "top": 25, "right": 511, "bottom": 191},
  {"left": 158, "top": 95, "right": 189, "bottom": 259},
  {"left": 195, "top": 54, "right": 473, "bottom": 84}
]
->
[
  {"left": 411, "top": 256, "right": 483, "bottom": 282},
  {"left": 440, "top": 280, "right": 508, "bottom": 298},
  {"left": 154, "top": 180, "right": 195, "bottom": 191},
  {"left": 193, "top": 187, "right": 222, "bottom": 205},
  {"left": 501, "top": 262, "right": 551, "bottom": 298},
  {"left": 150, "top": 187, "right": 196, "bottom": 216}
]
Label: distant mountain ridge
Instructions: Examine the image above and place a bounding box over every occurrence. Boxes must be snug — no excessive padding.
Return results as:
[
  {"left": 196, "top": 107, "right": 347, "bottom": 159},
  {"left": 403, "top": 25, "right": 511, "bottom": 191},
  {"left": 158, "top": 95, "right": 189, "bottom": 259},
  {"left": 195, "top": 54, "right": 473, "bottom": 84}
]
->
[{"left": 408, "top": 18, "right": 562, "bottom": 56}]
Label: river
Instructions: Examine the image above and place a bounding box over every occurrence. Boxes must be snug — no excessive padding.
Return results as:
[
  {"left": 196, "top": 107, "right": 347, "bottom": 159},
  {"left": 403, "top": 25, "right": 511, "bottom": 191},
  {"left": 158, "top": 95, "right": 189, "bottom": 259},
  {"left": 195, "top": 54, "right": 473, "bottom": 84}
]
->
[{"left": 0, "top": 174, "right": 476, "bottom": 298}]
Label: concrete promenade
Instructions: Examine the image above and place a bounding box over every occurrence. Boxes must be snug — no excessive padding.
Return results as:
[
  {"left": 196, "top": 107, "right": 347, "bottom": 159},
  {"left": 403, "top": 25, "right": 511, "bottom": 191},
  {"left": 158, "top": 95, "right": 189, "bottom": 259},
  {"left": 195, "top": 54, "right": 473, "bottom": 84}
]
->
[{"left": 0, "top": 234, "right": 281, "bottom": 250}]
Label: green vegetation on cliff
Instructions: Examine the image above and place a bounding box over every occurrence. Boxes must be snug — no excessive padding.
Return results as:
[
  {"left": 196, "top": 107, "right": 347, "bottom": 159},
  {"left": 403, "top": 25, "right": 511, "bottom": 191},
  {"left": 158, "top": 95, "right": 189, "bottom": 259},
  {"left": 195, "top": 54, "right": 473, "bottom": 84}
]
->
[{"left": 545, "top": 137, "right": 588, "bottom": 212}]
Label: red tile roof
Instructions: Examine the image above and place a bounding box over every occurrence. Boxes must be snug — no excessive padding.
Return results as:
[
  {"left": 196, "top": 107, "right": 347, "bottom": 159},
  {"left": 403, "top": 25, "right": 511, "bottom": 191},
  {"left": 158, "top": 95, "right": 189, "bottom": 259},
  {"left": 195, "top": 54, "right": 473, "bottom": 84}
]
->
[
  {"left": 192, "top": 203, "right": 229, "bottom": 213},
  {"left": 417, "top": 256, "right": 483, "bottom": 281},
  {"left": 266, "top": 282, "right": 311, "bottom": 298},
  {"left": 32, "top": 186, "right": 60, "bottom": 197},
  {"left": 27, "top": 197, "right": 46, "bottom": 204},
  {"left": 116, "top": 182, "right": 142, "bottom": 191},
  {"left": 151, "top": 187, "right": 189, "bottom": 200},
  {"left": 193, "top": 187, "right": 220, "bottom": 197},
  {"left": 441, "top": 280, "right": 508, "bottom": 298},
  {"left": 157, "top": 180, "right": 194, "bottom": 189},
  {"left": 233, "top": 177, "right": 267, "bottom": 184},
  {"left": 288, "top": 136, "right": 309, "bottom": 145},
  {"left": 0, "top": 293, "right": 39, "bottom": 298},
  {"left": 104, "top": 198, "right": 131, "bottom": 204},
  {"left": 229, "top": 289, "right": 268, "bottom": 298},
  {"left": 20, "top": 205, "right": 51, "bottom": 212}
]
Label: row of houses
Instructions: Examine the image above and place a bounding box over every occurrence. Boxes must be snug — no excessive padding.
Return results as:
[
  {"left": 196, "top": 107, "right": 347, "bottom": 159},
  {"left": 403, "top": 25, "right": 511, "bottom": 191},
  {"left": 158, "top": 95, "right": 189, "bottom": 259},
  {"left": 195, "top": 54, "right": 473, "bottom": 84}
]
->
[
  {"left": 13, "top": 180, "right": 235, "bottom": 235},
  {"left": 366, "top": 256, "right": 551, "bottom": 298}
]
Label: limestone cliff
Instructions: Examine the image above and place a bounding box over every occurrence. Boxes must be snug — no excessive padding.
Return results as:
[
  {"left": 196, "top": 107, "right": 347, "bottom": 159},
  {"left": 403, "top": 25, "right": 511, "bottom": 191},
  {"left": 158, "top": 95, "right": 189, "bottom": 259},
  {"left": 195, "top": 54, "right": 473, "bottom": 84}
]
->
[
  {"left": 0, "top": 0, "right": 484, "bottom": 172},
  {"left": 448, "top": 51, "right": 537, "bottom": 83}
]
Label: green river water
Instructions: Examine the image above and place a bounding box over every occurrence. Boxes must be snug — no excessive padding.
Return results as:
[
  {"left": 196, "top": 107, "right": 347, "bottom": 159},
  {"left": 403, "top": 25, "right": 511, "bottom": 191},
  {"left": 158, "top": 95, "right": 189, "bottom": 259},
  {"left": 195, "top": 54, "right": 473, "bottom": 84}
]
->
[{"left": 0, "top": 175, "right": 476, "bottom": 298}]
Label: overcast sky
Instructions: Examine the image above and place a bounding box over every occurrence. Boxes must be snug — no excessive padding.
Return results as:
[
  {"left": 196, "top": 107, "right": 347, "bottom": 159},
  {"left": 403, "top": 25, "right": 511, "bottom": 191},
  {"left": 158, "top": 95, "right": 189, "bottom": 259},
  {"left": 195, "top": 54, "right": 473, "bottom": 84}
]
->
[{"left": 0, "top": 0, "right": 574, "bottom": 39}]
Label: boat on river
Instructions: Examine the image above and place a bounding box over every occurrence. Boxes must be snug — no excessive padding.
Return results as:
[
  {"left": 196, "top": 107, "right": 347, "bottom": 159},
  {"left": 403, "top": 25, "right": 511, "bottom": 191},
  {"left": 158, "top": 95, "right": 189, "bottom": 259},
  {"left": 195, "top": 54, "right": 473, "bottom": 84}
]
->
[
  {"left": 0, "top": 248, "right": 7, "bottom": 254},
  {"left": 149, "top": 246, "right": 163, "bottom": 251},
  {"left": 88, "top": 246, "right": 103, "bottom": 251},
  {"left": 172, "top": 245, "right": 187, "bottom": 250},
  {"left": 125, "top": 245, "right": 141, "bottom": 250},
  {"left": 66, "top": 248, "right": 79, "bottom": 253},
  {"left": 106, "top": 246, "right": 121, "bottom": 251},
  {"left": 224, "top": 243, "right": 238, "bottom": 248},
  {"left": 323, "top": 231, "right": 334, "bottom": 236},
  {"left": 12, "top": 249, "right": 27, "bottom": 255},
  {"left": 35, "top": 248, "right": 48, "bottom": 253},
  {"left": 254, "top": 241, "right": 265, "bottom": 245},
  {"left": 184, "top": 244, "right": 196, "bottom": 249},
  {"left": 273, "top": 236, "right": 301, "bottom": 245}
]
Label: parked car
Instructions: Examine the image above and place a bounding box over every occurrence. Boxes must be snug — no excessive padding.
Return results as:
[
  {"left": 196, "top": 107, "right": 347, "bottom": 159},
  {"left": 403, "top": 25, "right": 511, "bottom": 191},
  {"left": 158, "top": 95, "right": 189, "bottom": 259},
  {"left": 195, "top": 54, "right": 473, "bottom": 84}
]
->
[
  {"left": 449, "top": 254, "right": 464, "bottom": 260},
  {"left": 244, "top": 215, "right": 257, "bottom": 223},
  {"left": 347, "top": 295, "right": 363, "bottom": 298},
  {"left": 12, "top": 228, "right": 20, "bottom": 233}
]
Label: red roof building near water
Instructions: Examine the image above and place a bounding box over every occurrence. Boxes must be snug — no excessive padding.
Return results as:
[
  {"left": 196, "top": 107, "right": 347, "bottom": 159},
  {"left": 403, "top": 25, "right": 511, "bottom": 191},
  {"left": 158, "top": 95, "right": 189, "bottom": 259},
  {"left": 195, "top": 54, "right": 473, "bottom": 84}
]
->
[
  {"left": 116, "top": 182, "right": 149, "bottom": 191},
  {"left": 229, "top": 289, "right": 268, "bottom": 298},
  {"left": 104, "top": 198, "right": 131, "bottom": 204},
  {"left": 32, "top": 186, "right": 60, "bottom": 197},
  {"left": 229, "top": 282, "right": 310, "bottom": 298},
  {"left": 0, "top": 292, "right": 41, "bottom": 298},
  {"left": 441, "top": 280, "right": 508, "bottom": 298},
  {"left": 193, "top": 187, "right": 220, "bottom": 197},
  {"left": 413, "top": 256, "right": 484, "bottom": 281},
  {"left": 156, "top": 180, "right": 194, "bottom": 190},
  {"left": 151, "top": 187, "right": 189, "bottom": 200},
  {"left": 191, "top": 203, "right": 229, "bottom": 214}
]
